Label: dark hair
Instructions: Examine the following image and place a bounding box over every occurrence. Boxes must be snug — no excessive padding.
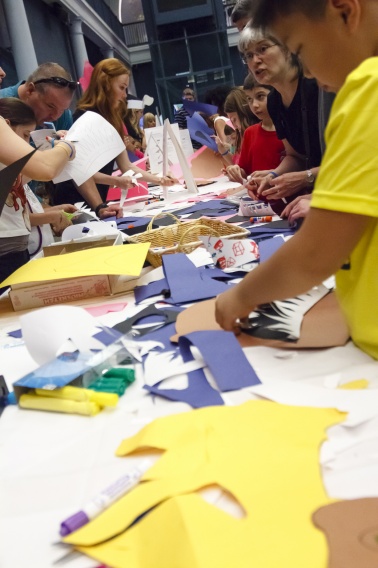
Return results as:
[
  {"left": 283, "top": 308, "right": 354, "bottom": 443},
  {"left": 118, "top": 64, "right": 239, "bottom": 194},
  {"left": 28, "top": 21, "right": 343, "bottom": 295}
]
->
[
  {"left": 0, "top": 97, "right": 36, "bottom": 126},
  {"left": 243, "top": 73, "right": 273, "bottom": 92},
  {"left": 251, "top": 0, "right": 327, "bottom": 28},
  {"left": 231, "top": 0, "right": 254, "bottom": 23},
  {"left": 204, "top": 85, "right": 233, "bottom": 116},
  {"left": 224, "top": 87, "right": 257, "bottom": 152},
  {"left": 77, "top": 58, "right": 130, "bottom": 138}
]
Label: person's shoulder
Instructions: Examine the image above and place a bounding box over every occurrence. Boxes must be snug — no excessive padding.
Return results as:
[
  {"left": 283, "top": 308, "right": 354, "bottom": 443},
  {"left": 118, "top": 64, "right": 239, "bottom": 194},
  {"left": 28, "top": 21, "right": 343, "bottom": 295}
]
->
[
  {"left": 0, "top": 81, "right": 23, "bottom": 98},
  {"left": 244, "top": 123, "right": 260, "bottom": 137},
  {"left": 300, "top": 76, "right": 319, "bottom": 96}
]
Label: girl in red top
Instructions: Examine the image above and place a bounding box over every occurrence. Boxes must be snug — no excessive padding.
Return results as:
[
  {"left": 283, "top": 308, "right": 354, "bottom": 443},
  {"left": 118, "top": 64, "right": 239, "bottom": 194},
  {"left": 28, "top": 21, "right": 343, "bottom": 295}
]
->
[{"left": 226, "top": 74, "right": 284, "bottom": 184}]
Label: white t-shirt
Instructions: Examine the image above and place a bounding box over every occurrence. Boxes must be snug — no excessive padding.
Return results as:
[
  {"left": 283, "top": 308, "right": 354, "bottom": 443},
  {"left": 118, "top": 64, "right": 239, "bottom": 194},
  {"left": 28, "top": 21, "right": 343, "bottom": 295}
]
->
[{"left": 24, "top": 186, "right": 55, "bottom": 256}]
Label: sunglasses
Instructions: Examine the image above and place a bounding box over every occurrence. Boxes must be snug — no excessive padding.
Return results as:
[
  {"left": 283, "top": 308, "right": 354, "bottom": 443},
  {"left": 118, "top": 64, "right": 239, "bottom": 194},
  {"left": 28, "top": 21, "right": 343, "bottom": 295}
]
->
[{"left": 34, "top": 77, "right": 79, "bottom": 90}]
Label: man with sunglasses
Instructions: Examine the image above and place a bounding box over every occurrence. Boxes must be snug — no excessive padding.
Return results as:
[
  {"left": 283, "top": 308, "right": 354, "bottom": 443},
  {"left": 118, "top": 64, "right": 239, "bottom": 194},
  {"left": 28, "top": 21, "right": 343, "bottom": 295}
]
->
[
  {"left": 0, "top": 62, "right": 75, "bottom": 130},
  {"left": 0, "top": 62, "right": 123, "bottom": 219}
]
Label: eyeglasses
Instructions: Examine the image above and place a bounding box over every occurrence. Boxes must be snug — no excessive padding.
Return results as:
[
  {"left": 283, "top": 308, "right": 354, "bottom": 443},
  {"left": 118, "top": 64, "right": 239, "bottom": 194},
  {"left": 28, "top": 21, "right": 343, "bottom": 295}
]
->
[
  {"left": 242, "top": 44, "right": 278, "bottom": 64},
  {"left": 34, "top": 77, "right": 79, "bottom": 90}
]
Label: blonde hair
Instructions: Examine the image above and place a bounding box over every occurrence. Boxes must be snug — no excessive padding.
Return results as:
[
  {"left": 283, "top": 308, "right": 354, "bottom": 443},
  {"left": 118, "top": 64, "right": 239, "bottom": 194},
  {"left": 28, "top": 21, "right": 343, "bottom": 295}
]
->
[
  {"left": 76, "top": 58, "right": 130, "bottom": 137},
  {"left": 143, "top": 112, "right": 156, "bottom": 128}
]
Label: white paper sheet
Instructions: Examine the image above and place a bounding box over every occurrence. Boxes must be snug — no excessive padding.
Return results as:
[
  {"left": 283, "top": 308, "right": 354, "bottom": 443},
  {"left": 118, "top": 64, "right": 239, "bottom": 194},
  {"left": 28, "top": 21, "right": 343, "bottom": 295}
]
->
[
  {"left": 53, "top": 111, "right": 125, "bottom": 186},
  {"left": 19, "top": 305, "right": 105, "bottom": 365}
]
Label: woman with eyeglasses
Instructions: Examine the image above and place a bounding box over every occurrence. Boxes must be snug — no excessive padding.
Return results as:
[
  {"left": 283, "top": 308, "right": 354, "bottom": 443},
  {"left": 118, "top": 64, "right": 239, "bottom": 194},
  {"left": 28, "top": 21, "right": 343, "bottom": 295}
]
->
[
  {"left": 239, "top": 27, "right": 322, "bottom": 207},
  {"left": 53, "top": 58, "right": 178, "bottom": 211}
]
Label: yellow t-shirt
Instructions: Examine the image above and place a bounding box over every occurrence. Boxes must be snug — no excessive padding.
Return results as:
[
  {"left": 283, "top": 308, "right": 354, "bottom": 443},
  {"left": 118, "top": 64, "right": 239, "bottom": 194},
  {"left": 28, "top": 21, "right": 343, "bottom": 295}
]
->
[{"left": 311, "top": 57, "right": 378, "bottom": 359}]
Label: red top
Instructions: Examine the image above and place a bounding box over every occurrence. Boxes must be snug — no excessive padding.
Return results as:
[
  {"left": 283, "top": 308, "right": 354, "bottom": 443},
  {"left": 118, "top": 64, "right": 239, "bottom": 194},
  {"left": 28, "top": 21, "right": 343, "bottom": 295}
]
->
[{"left": 238, "top": 123, "right": 285, "bottom": 176}]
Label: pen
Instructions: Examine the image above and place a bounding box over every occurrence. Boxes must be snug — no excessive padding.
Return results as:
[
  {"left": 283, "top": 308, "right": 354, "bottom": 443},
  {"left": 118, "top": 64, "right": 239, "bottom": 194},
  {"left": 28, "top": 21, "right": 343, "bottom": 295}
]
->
[
  {"left": 250, "top": 216, "right": 272, "bottom": 224},
  {"left": 59, "top": 458, "right": 154, "bottom": 536}
]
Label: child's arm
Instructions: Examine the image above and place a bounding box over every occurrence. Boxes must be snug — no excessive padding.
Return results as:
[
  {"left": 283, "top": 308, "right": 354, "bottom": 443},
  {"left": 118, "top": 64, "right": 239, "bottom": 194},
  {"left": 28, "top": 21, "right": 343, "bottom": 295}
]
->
[
  {"left": 226, "top": 164, "right": 246, "bottom": 183},
  {"left": 215, "top": 207, "right": 369, "bottom": 331}
]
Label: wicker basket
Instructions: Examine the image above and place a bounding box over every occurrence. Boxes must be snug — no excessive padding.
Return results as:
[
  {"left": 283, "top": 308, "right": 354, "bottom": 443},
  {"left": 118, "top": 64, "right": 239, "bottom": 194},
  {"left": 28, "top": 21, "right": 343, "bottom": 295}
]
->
[{"left": 127, "top": 213, "right": 250, "bottom": 267}]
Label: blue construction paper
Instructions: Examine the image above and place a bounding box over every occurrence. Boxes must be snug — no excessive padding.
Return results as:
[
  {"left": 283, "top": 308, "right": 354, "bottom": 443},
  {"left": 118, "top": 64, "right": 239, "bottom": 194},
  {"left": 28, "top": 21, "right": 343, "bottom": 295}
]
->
[
  {"left": 182, "top": 99, "right": 218, "bottom": 117},
  {"left": 173, "top": 200, "right": 237, "bottom": 217},
  {"left": 93, "top": 327, "right": 122, "bottom": 346},
  {"left": 8, "top": 329, "right": 22, "bottom": 339},
  {"left": 162, "top": 254, "right": 230, "bottom": 304},
  {"left": 258, "top": 237, "right": 285, "bottom": 263},
  {"left": 178, "top": 331, "right": 261, "bottom": 391},
  {"left": 145, "top": 372, "right": 224, "bottom": 408},
  {"left": 116, "top": 216, "right": 152, "bottom": 228},
  {"left": 187, "top": 114, "right": 218, "bottom": 152},
  {"left": 134, "top": 278, "right": 169, "bottom": 304}
]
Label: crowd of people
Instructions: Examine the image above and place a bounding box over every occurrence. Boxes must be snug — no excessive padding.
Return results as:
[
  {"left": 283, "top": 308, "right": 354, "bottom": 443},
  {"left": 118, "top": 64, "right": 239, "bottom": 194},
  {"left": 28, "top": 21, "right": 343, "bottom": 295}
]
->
[{"left": 1, "top": 0, "right": 378, "bottom": 362}]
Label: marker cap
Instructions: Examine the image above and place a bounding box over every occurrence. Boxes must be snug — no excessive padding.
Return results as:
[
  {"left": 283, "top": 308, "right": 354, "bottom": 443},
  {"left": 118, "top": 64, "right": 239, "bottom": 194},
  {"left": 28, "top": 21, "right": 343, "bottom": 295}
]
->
[{"left": 60, "top": 510, "right": 89, "bottom": 536}]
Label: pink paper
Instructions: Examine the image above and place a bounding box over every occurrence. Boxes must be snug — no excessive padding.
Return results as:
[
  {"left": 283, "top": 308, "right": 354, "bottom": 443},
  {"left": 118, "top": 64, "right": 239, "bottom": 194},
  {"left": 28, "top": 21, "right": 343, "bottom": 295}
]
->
[
  {"left": 85, "top": 303, "right": 128, "bottom": 317},
  {"left": 79, "top": 61, "right": 94, "bottom": 93}
]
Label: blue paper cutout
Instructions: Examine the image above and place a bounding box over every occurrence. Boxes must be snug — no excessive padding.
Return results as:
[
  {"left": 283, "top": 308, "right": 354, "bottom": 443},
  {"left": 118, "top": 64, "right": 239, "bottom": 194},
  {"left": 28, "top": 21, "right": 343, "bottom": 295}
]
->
[
  {"left": 162, "top": 254, "right": 230, "bottom": 304},
  {"left": 179, "top": 331, "right": 261, "bottom": 391},
  {"left": 258, "top": 237, "right": 285, "bottom": 263},
  {"left": 186, "top": 114, "right": 218, "bottom": 152},
  {"left": 182, "top": 99, "right": 218, "bottom": 117},
  {"left": 134, "top": 278, "right": 169, "bottom": 304}
]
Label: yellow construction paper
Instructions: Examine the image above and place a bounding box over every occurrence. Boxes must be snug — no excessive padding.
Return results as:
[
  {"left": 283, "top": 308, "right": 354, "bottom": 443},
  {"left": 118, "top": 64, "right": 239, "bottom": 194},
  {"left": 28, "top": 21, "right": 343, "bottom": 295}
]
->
[
  {"left": 64, "top": 401, "right": 344, "bottom": 568},
  {"left": 339, "top": 379, "right": 369, "bottom": 390},
  {"left": 0, "top": 242, "right": 150, "bottom": 287}
]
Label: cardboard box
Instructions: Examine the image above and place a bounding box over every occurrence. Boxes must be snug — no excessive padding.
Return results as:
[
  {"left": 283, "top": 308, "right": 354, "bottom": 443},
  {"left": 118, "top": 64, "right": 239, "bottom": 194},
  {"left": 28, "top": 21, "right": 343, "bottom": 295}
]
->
[
  {"left": 9, "top": 274, "right": 112, "bottom": 311},
  {"left": 8, "top": 234, "right": 146, "bottom": 311}
]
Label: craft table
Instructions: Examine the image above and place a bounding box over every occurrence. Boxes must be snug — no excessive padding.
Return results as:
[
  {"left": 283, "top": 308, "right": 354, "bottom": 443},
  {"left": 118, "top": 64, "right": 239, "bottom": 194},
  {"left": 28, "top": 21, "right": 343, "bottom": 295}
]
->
[{"left": 1, "top": 180, "right": 378, "bottom": 568}]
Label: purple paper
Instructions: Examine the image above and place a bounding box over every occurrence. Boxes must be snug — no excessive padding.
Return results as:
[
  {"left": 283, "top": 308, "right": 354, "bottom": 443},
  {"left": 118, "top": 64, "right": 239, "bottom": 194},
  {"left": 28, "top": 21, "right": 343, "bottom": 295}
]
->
[
  {"left": 8, "top": 329, "right": 22, "bottom": 339},
  {"left": 258, "top": 237, "right": 285, "bottom": 263},
  {"left": 134, "top": 278, "right": 169, "bottom": 304},
  {"left": 186, "top": 114, "right": 218, "bottom": 152},
  {"left": 162, "top": 254, "right": 230, "bottom": 304},
  {"left": 179, "top": 331, "right": 261, "bottom": 391},
  {"left": 182, "top": 99, "right": 218, "bottom": 117},
  {"left": 93, "top": 327, "right": 122, "bottom": 346},
  {"left": 145, "top": 373, "right": 224, "bottom": 408}
]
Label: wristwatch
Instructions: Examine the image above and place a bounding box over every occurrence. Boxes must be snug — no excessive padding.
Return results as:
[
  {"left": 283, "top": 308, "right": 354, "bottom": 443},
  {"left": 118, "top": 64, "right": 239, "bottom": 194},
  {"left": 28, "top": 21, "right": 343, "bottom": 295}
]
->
[{"left": 306, "top": 170, "right": 315, "bottom": 184}]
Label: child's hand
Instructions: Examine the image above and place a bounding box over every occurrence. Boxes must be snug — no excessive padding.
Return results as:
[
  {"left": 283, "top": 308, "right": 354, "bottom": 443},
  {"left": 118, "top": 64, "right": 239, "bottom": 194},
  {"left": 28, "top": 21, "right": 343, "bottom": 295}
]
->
[
  {"left": 159, "top": 175, "right": 180, "bottom": 186},
  {"left": 281, "top": 195, "right": 312, "bottom": 224},
  {"left": 97, "top": 203, "right": 123, "bottom": 219},
  {"left": 50, "top": 211, "right": 72, "bottom": 236},
  {"left": 215, "top": 287, "right": 254, "bottom": 333},
  {"left": 113, "top": 175, "right": 134, "bottom": 190},
  {"left": 226, "top": 165, "right": 244, "bottom": 183}
]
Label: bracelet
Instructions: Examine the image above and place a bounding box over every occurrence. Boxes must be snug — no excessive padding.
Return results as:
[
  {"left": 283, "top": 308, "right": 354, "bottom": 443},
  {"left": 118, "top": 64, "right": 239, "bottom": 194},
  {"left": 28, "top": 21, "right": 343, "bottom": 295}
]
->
[
  {"left": 221, "top": 150, "right": 229, "bottom": 156},
  {"left": 268, "top": 171, "right": 278, "bottom": 178},
  {"left": 95, "top": 202, "right": 108, "bottom": 217},
  {"left": 56, "top": 140, "right": 75, "bottom": 160}
]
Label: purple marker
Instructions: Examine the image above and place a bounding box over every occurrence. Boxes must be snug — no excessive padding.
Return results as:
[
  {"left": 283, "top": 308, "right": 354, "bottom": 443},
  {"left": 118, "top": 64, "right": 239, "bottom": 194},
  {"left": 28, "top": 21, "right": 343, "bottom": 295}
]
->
[{"left": 59, "top": 458, "right": 153, "bottom": 536}]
